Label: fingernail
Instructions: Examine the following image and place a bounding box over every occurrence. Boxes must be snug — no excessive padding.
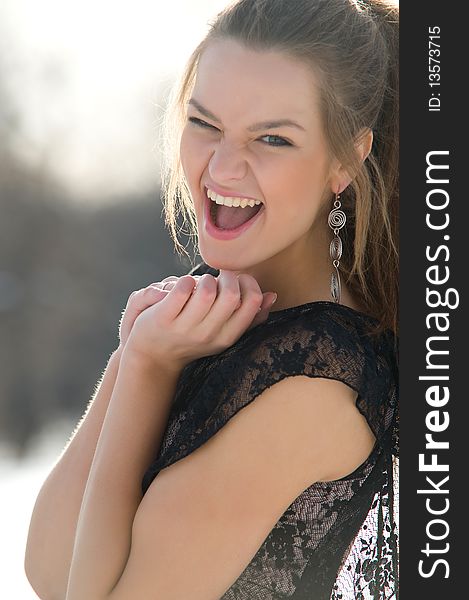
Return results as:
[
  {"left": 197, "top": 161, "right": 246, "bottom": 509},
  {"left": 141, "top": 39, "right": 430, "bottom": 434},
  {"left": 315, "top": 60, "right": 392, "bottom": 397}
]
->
[{"left": 270, "top": 293, "right": 278, "bottom": 306}]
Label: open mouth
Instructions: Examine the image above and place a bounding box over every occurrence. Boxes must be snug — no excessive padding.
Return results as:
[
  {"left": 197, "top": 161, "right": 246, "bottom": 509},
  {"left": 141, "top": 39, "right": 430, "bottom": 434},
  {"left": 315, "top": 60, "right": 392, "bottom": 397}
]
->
[{"left": 205, "top": 187, "right": 265, "bottom": 235}]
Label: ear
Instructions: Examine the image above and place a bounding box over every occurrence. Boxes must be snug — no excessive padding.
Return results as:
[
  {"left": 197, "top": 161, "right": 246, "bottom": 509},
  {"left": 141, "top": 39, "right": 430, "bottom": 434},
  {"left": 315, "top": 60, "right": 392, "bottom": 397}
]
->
[{"left": 329, "top": 128, "right": 373, "bottom": 194}]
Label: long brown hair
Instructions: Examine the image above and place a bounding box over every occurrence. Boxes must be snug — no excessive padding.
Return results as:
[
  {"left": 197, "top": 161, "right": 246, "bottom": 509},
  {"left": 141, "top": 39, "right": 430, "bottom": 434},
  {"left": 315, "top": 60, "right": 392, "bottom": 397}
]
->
[{"left": 161, "top": 0, "right": 399, "bottom": 335}]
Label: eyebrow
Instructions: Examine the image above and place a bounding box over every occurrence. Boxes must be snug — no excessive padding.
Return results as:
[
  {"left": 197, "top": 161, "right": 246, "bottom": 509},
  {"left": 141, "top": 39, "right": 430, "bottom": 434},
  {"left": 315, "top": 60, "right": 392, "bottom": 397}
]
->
[{"left": 188, "top": 98, "right": 306, "bottom": 133}]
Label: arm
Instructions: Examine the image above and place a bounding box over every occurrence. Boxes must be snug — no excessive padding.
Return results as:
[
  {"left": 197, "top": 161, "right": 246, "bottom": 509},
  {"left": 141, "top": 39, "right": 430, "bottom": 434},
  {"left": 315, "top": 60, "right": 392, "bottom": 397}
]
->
[
  {"left": 24, "top": 280, "right": 176, "bottom": 600},
  {"left": 65, "top": 350, "right": 181, "bottom": 599},
  {"left": 25, "top": 273, "right": 275, "bottom": 600},
  {"left": 68, "top": 372, "right": 375, "bottom": 600},
  {"left": 25, "top": 348, "right": 122, "bottom": 600},
  {"left": 64, "top": 271, "right": 272, "bottom": 599},
  {"left": 62, "top": 272, "right": 371, "bottom": 600}
]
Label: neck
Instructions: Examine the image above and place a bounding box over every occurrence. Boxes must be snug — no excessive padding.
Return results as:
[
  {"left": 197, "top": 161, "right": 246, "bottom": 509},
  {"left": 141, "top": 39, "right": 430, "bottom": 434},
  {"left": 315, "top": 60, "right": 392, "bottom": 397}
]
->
[
  {"left": 239, "top": 229, "right": 333, "bottom": 311},
  {"left": 204, "top": 222, "right": 364, "bottom": 314}
]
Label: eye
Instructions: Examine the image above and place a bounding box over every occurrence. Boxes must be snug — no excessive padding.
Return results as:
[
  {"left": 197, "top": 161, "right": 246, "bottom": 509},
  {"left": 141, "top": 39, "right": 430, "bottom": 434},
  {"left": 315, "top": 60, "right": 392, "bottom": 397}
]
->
[
  {"left": 188, "top": 116, "right": 220, "bottom": 131},
  {"left": 259, "top": 134, "right": 292, "bottom": 147}
]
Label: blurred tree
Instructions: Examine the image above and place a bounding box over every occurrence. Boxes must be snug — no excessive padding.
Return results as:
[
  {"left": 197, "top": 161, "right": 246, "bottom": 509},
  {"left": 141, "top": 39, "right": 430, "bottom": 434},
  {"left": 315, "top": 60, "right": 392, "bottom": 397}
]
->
[
  {"left": 0, "top": 163, "right": 195, "bottom": 455},
  {"left": 1, "top": 164, "right": 198, "bottom": 455},
  {"left": 0, "top": 39, "right": 203, "bottom": 455},
  {"left": 0, "top": 54, "right": 196, "bottom": 455}
]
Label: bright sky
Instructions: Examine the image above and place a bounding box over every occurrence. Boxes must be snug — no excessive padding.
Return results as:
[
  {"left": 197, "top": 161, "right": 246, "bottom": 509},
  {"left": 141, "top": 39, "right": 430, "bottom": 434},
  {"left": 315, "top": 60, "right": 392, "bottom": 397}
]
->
[{"left": 0, "top": 0, "right": 228, "bottom": 201}]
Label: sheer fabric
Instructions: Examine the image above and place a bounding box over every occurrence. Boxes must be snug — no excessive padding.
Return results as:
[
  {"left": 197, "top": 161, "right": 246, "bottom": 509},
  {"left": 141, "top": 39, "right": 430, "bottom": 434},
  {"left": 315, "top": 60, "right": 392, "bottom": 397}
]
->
[{"left": 142, "top": 263, "right": 399, "bottom": 599}]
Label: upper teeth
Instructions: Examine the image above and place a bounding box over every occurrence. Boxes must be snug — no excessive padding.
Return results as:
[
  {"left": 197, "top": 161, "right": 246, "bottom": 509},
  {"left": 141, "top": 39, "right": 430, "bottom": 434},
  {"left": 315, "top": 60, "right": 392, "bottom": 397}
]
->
[{"left": 207, "top": 188, "right": 262, "bottom": 208}]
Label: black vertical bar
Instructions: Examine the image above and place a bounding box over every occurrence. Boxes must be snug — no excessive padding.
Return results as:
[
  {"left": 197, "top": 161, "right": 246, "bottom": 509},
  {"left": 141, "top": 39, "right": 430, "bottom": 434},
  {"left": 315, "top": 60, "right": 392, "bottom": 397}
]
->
[{"left": 400, "top": 2, "right": 464, "bottom": 597}]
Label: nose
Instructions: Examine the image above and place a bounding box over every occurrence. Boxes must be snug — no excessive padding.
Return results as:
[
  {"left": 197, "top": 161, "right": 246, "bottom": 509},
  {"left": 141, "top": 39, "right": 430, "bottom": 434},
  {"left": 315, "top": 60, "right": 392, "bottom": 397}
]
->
[{"left": 208, "top": 140, "right": 248, "bottom": 183}]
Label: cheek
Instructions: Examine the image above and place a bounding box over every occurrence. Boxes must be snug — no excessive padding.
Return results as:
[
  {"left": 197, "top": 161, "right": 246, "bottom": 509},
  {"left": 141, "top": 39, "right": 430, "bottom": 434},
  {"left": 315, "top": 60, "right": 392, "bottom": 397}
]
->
[
  {"left": 180, "top": 129, "right": 208, "bottom": 181},
  {"left": 266, "top": 155, "right": 328, "bottom": 220}
]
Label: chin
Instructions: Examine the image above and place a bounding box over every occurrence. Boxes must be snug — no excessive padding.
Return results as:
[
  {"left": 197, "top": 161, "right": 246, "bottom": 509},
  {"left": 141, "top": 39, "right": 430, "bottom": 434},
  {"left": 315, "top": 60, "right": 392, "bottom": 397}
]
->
[{"left": 198, "top": 247, "right": 254, "bottom": 273}]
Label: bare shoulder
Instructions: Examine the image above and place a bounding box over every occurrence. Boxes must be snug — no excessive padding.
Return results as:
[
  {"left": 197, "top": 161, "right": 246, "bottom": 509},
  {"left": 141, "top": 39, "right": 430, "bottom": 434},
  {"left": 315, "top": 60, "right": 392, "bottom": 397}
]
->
[
  {"left": 227, "top": 375, "right": 376, "bottom": 485},
  {"left": 108, "top": 376, "right": 375, "bottom": 600}
]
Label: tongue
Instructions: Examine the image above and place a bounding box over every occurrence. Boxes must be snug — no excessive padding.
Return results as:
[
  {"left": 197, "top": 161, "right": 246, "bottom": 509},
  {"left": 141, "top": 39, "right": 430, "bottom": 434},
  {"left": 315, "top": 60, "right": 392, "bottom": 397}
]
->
[{"left": 215, "top": 204, "right": 261, "bottom": 230}]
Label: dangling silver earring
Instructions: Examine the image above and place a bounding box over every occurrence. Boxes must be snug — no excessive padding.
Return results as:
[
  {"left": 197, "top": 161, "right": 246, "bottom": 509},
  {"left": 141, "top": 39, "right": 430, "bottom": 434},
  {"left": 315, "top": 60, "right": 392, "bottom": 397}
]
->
[{"left": 328, "top": 191, "right": 346, "bottom": 303}]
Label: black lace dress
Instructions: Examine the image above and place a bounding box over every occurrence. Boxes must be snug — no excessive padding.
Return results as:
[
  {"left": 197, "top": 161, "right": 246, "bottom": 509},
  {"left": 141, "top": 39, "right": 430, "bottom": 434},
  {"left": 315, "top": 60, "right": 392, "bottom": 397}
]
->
[{"left": 142, "top": 264, "right": 399, "bottom": 599}]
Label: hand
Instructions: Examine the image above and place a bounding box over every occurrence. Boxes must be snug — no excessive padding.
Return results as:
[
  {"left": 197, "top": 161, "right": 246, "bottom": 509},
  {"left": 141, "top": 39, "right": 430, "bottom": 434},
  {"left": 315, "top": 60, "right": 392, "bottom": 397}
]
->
[
  {"left": 117, "top": 275, "right": 230, "bottom": 352},
  {"left": 118, "top": 281, "right": 165, "bottom": 350},
  {"left": 117, "top": 273, "right": 276, "bottom": 354},
  {"left": 159, "top": 277, "right": 276, "bottom": 330},
  {"left": 123, "top": 270, "right": 277, "bottom": 372}
]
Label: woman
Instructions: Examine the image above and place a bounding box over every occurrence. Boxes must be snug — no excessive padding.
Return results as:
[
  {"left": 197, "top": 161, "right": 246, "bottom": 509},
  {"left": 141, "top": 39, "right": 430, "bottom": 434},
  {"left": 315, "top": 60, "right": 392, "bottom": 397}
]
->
[{"left": 25, "top": 0, "right": 399, "bottom": 598}]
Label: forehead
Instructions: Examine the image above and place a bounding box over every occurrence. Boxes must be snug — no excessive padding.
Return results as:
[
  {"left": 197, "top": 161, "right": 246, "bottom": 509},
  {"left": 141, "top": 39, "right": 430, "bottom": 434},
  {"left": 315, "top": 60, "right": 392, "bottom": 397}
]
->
[{"left": 192, "top": 39, "right": 321, "bottom": 126}]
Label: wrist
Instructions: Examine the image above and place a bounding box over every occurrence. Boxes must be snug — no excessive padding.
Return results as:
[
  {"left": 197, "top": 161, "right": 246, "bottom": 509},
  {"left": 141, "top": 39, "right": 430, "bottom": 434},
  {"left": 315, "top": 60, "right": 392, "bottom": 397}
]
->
[
  {"left": 120, "top": 344, "right": 184, "bottom": 381},
  {"left": 112, "top": 345, "right": 124, "bottom": 362}
]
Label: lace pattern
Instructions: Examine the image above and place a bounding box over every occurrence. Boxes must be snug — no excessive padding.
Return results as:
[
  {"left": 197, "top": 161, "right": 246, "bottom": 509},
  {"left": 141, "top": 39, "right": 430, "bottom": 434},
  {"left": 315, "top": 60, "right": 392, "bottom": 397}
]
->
[{"left": 141, "top": 263, "right": 399, "bottom": 599}]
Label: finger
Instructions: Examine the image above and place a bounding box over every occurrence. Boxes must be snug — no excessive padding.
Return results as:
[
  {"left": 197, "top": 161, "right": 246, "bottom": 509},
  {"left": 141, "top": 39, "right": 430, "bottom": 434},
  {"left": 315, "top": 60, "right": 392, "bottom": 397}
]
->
[
  {"left": 156, "top": 275, "right": 197, "bottom": 320},
  {"left": 248, "top": 292, "right": 277, "bottom": 330},
  {"left": 258, "top": 291, "right": 277, "bottom": 316},
  {"left": 197, "top": 270, "right": 241, "bottom": 330},
  {"left": 152, "top": 275, "right": 201, "bottom": 293},
  {"left": 157, "top": 276, "right": 180, "bottom": 290},
  {"left": 176, "top": 273, "right": 218, "bottom": 325},
  {"left": 235, "top": 272, "right": 264, "bottom": 319},
  {"left": 220, "top": 273, "right": 264, "bottom": 340},
  {"left": 150, "top": 279, "right": 176, "bottom": 292},
  {"left": 160, "top": 275, "right": 201, "bottom": 285},
  {"left": 149, "top": 285, "right": 171, "bottom": 295},
  {"left": 135, "top": 285, "right": 168, "bottom": 308},
  {"left": 119, "top": 286, "right": 166, "bottom": 338}
]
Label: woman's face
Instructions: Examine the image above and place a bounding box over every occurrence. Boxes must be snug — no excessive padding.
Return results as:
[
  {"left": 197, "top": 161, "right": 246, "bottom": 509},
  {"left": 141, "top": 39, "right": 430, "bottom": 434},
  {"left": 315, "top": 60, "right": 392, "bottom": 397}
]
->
[{"left": 180, "top": 39, "right": 336, "bottom": 274}]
